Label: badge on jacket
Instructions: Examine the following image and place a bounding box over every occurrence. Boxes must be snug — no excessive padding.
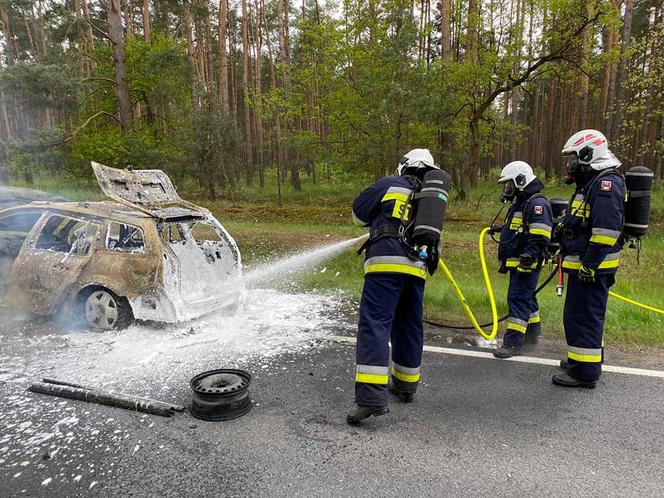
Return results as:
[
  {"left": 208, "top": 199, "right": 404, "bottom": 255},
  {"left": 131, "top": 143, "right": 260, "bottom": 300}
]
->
[
  {"left": 533, "top": 205, "right": 543, "bottom": 215},
  {"left": 600, "top": 180, "right": 613, "bottom": 191}
]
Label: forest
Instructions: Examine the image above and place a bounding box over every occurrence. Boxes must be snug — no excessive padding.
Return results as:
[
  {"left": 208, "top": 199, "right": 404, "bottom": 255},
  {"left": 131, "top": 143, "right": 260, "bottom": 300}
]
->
[{"left": 0, "top": 0, "right": 662, "bottom": 202}]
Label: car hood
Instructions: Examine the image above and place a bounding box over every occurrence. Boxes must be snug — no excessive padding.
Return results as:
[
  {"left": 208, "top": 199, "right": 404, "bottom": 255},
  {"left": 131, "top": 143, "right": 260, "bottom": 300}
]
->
[{"left": 92, "top": 162, "right": 208, "bottom": 220}]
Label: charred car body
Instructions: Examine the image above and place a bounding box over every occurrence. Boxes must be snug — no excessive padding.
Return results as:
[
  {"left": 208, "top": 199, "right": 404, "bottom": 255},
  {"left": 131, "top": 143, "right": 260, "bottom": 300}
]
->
[{"left": 0, "top": 163, "right": 243, "bottom": 330}]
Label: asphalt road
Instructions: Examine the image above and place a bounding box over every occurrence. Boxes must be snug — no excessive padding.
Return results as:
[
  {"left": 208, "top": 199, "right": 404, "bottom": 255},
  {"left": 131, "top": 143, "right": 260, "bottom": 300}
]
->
[{"left": 2, "top": 316, "right": 664, "bottom": 497}]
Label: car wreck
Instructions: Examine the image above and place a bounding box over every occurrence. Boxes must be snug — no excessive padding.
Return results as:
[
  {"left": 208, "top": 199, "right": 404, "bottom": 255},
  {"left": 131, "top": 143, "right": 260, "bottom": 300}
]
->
[{"left": 0, "top": 162, "right": 243, "bottom": 330}]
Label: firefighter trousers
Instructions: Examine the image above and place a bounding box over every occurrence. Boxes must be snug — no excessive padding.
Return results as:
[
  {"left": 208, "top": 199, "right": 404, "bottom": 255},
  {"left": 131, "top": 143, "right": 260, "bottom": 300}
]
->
[
  {"left": 503, "top": 269, "right": 541, "bottom": 349},
  {"left": 564, "top": 272, "right": 615, "bottom": 381},
  {"left": 354, "top": 273, "right": 425, "bottom": 407}
]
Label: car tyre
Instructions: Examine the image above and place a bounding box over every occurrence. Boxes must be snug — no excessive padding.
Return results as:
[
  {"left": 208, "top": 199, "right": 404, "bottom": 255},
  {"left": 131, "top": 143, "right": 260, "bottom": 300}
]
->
[{"left": 81, "top": 288, "right": 133, "bottom": 331}]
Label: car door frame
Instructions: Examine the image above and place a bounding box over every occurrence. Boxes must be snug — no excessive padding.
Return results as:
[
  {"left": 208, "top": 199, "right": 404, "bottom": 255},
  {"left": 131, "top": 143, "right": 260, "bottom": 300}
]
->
[{"left": 9, "top": 210, "right": 101, "bottom": 316}]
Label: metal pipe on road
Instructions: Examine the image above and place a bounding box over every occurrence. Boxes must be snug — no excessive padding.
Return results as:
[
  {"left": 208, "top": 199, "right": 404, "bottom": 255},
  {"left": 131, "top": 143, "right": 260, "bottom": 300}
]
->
[
  {"left": 28, "top": 381, "right": 182, "bottom": 418},
  {"left": 41, "top": 378, "right": 185, "bottom": 412}
]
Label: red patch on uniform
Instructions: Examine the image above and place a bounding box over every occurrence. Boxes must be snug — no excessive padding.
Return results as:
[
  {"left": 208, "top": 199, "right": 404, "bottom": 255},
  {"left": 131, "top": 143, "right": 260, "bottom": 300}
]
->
[
  {"left": 534, "top": 205, "right": 543, "bottom": 215},
  {"left": 600, "top": 180, "right": 612, "bottom": 191}
]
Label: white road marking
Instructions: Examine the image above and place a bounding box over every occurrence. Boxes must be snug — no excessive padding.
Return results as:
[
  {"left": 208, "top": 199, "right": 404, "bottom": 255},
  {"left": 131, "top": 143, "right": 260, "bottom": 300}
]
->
[{"left": 328, "top": 335, "right": 664, "bottom": 379}]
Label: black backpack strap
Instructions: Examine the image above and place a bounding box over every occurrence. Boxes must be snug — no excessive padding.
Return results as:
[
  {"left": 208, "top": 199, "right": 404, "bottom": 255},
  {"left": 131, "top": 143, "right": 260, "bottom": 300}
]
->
[
  {"left": 522, "top": 193, "right": 544, "bottom": 226},
  {"left": 356, "top": 221, "right": 402, "bottom": 255},
  {"left": 357, "top": 177, "right": 422, "bottom": 255}
]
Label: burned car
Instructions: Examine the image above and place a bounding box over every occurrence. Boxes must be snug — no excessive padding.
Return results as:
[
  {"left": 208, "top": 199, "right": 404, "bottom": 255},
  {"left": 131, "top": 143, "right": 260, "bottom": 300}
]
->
[{"left": 0, "top": 162, "right": 243, "bottom": 330}]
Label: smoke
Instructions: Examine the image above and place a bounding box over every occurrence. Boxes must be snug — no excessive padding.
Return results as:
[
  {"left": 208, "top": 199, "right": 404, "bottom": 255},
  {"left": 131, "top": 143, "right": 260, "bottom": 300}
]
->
[{"left": 0, "top": 220, "right": 29, "bottom": 322}]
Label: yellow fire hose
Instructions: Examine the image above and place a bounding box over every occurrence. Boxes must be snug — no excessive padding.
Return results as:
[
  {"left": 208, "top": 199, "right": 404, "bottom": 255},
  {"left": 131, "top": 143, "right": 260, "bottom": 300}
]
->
[
  {"left": 608, "top": 291, "right": 664, "bottom": 315},
  {"left": 437, "top": 227, "right": 499, "bottom": 340},
  {"left": 435, "top": 227, "right": 663, "bottom": 341}
]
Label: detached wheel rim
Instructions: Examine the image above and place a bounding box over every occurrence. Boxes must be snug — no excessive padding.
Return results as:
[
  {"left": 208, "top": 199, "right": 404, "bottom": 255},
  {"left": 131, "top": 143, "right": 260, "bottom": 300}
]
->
[{"left": 85, "top": 290, "right": 119, "bottom": 330}]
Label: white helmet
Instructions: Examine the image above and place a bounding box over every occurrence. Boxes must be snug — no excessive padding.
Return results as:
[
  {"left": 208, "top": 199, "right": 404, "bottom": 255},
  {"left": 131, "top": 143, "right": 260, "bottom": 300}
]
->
[
  {"left": 397, "top": 148, "right": 438, "bottom": 176},
  {"left": 498, "top": 160, "right": 536, "bottom": 189},
  {"left": 561, "top": 129, "right": 619, "bottom": 170}
]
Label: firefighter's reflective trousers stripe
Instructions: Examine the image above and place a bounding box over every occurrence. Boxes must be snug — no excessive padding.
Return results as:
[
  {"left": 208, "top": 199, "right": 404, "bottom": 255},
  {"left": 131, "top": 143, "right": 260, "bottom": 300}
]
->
[
  {"left": 503, "top": 269, "right": 541, "bottom": 349},
  {"left": 355, "top": 273, "right": 425, "bottom": 407},
  {"left": 563, "top": 272, "right": 615, "bottom": 382}
]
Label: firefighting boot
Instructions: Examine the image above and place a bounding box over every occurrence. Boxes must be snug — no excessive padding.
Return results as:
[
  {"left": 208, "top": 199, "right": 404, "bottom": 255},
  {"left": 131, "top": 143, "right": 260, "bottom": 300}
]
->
[
  {"left": 388, "top": 384, "right": 414, "bottom": 403},
  {"left": 524, "top": 322, "right": 541, "bottom": 346},
  {"left": 346, "top": 405, "right": 389, "bottom": 425},
  {"left": 559, "top": 358, "right": 569, "bottom": 369},
  {"left": 552, "top": 372, "right": 596, "bottom": 389},
  {"left": 493, "top": 345, "right": 523, "bottom": 358}
]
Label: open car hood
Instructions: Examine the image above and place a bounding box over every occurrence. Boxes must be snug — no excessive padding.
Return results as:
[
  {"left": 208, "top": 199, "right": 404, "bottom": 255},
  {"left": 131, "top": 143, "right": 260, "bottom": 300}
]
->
[{"left": 92, "top": 162, "right": 207, "bottom": 220}]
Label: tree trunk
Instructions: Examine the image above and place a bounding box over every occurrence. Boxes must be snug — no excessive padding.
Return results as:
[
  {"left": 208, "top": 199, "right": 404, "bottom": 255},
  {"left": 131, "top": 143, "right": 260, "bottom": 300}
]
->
[
  {"left": 124, "top": 0, "right": 134, "bottom": 36},
  {"left": 440, "top": 0, "right": 451, "bottom": 62},
  {"left": 241, "top": 0, "right": 254, "bottom": 184},
  {"left": 22, "top": 12, "right": 38, "bottom": 57},
  {"left": 143, "top": 0, "right": 152, "bottom": 43},
  {"left": 600, "top": 4, "right": 618, "bottom": 124},
  {"left": 105, "top": 0, "right": 133, "bottom": 130},
  {"left": 80, "top": 0, "right": 95, "bottom": 57},
  {"left": 0, "top": 91, "right": 12, "bottom": 140},
  {"left": 37, "top": 1, "right": 48, "bottom": 58},
  {"left": 0, "top": 9, "right": 16, "bottom": 66},
  {"left": 466, "top": 0, "right": 479, "bottom": 64},
  {"left": 183, "top": 2, "right": 196, "bottom": 75},
  {"left": 578, "top": 0, "right": 594, "bottom": 128},
  {"left": 545, "top": 75, "right": 559, "bottom": 177},
  {"left": 610, "top": 0, "right": 634, "bottom": 141},
  {"left": 278, "top": 0, "right": 300, "bottom": 190},
  {"left": 253, "top": 0, "right": 265, "bottom": 187},
  {"left": 218, "top": 0, "right": 229, "bottom": 110},
  {"left": 200, "top": 0, "right": 214, "bottom": 88},
  {"left": 229, "top": 8, "right": 238, "bottom": 121},
  {"left": 263, "top": 0, "right": 283, "bottom": 196}
]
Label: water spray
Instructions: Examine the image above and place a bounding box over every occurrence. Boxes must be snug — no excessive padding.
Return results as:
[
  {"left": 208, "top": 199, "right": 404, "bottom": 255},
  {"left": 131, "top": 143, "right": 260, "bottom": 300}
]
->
[{"left": 243, "top": 234, "right": 368, "bottom": 286}]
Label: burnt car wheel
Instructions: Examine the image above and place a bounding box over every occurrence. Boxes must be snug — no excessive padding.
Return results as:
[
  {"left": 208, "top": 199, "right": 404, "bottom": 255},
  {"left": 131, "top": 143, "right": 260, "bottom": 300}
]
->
[{"left": 83, "top": 289, "right": 132, "bottom": 331}]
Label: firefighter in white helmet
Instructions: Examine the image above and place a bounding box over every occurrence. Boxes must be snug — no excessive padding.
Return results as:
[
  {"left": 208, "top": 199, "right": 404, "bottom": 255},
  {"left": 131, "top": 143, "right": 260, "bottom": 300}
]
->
[
  {"left": 553, "top": 130, "right": 625, "bottom": 388},
  {"left": 348, "top": 148, "right": 451, "bottom": 425},
  {"left": 491, "top": 161, "right": 553, "bottom": 358}
]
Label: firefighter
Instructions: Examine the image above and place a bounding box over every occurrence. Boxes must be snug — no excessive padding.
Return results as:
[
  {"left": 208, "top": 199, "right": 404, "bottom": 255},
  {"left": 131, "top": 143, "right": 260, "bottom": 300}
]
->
[
  {"left": 491, "top": 161, "right": 553, "bottom": 358},
  {"left": 553, "top": 130, "right": 624, "bottom": 388},
  {"left": 347, "top": 149, "right": 450, "bottom": 425}
]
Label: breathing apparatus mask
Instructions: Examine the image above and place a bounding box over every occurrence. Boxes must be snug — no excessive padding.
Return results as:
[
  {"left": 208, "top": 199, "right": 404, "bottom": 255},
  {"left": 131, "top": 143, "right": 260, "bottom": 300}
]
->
[
  {"left": 499, "top": 172, "right": 529, "bottom": 203},
  {"left": 500, "top": 181, "right": 517, "bottom": 203},
  {"left": 563, "top": 145, "right": 594, "bottom": 184}
]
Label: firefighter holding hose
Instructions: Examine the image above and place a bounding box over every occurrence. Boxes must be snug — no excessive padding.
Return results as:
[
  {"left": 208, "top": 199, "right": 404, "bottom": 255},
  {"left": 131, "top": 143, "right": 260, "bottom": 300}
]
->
[
  {"left": 347, "top": 149, "right": 451, "bottom": 425},
  {"left": 491, "top": 161, "right": 553, "bottom": 358}
]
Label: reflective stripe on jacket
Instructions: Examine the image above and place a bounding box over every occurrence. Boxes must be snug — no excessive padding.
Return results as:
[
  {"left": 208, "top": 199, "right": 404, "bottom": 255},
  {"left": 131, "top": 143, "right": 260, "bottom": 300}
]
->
[
  {"left": 560, "top": 170, "right": 625, "bottom": 275},
  {"left": 352, "top": 176, "right": 427, "bottom": 279},
  {"left": 497, "top": 180, "right": 553, "bottom": 272}
]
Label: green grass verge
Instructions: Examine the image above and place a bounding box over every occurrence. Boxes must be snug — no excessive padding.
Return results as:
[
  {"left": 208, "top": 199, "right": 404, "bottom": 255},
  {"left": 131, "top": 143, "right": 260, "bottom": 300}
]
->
[{"left": 228, "top": 217, "right": 664, "bottom": 348}]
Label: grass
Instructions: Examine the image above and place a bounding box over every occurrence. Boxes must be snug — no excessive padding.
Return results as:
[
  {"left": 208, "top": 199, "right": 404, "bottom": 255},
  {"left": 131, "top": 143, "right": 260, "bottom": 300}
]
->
[
  {"left": 9, "top": 172, "right": 664, "bottom": 347},
  {"left": 287, "top": 221, "right": 664, "bottom": 348}
]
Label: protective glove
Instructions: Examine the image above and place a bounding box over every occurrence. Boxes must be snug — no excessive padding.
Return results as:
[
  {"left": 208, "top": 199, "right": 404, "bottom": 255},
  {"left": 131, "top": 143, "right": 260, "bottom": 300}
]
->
[
  {"left": 517, "top": 253, "right": 534, "bottom": 272},
  {"left": 412, "top": 233, "right": 438, "bottom": 248},
  {"left": 426, "top": 244, "right": 440, "bottom": 276},
  {"left": 488, "top": 223, "right": 504, "bottom": 235},
  {"left": 578, "top": 265, "right": 596, "bottom": 284}
]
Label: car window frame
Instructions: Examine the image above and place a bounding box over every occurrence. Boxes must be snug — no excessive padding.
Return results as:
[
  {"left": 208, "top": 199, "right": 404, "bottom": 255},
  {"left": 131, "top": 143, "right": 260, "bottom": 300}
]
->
[
  {"left": 29, "top": 212, "right": 101, "bottom": 258},
  {"left": 104, "top": 220, "right": 147, "bottom": 254}
]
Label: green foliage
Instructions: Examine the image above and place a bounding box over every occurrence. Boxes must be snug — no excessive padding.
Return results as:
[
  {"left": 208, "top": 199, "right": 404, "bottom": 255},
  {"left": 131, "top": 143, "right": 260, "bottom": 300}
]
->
[
  {"left": 1, "top": 0, "right": 662, "bottom": 196},
  {"left": 0, "top": 62, "right": 79, "bottom": 112},
  {"left": 185, "top": 97, "right": 243, "bottom": 196}
]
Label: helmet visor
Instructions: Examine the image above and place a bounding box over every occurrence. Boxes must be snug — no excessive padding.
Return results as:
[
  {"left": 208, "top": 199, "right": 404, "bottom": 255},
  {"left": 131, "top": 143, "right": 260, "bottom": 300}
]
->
[{"left": 564, "top": 154, "right": 581, "bottom": 175}]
